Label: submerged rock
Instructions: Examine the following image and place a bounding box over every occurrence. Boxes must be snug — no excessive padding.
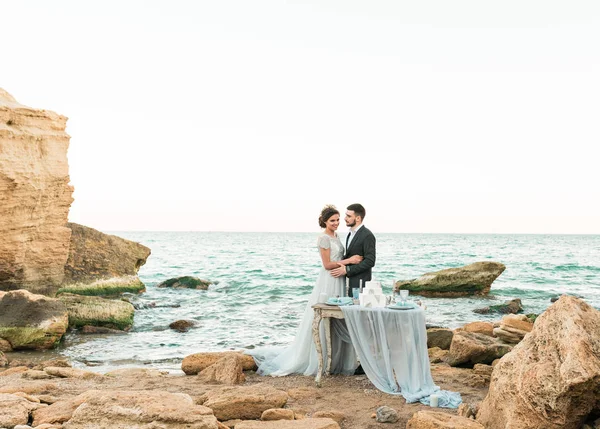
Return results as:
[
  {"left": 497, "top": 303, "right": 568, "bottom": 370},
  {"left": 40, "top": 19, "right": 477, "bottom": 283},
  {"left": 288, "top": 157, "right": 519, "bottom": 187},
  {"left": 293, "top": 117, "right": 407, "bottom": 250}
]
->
[
  {"left": 57, "top": 293, "right": 134, "bottom": 331},
  {"left": 477, "top": 296, "right": 600, "bottom": 429},
  {"left": 473, "top": 298, "right": 523, "bottom": 315},
  {"left": 169, "top": 319, "right": 199, "bottom": 332},
  {"left": 394, "top": 261, "right": 506, "bottom": 297},
  {"left": 157, "top": 276, "right": 213, "bottom": 290},
  {"left": 0, "top": 290, "right": 68, "bottom": 350}
]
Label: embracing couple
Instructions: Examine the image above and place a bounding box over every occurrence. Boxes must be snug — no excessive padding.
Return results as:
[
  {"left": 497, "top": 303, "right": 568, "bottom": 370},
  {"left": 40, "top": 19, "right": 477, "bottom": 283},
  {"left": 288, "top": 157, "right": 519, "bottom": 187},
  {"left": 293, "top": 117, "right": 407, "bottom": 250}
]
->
[{"left": 252, "top": 203, "right": 376, "bottom": 377}]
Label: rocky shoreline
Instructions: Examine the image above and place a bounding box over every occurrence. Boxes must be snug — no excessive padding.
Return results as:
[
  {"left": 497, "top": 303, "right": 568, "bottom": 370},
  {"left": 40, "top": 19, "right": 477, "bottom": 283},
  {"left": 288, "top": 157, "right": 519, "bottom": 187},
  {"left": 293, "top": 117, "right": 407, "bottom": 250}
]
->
[{"left": 3, "top": 295, "right": 600, "bottom": 428}]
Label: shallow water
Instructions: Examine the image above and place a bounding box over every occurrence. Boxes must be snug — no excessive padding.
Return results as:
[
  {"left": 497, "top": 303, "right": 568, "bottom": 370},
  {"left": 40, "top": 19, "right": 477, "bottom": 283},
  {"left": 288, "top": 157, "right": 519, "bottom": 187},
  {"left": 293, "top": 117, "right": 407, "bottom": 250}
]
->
[{"left": 22, "top": 232, "right": 600, "bottom": 373}]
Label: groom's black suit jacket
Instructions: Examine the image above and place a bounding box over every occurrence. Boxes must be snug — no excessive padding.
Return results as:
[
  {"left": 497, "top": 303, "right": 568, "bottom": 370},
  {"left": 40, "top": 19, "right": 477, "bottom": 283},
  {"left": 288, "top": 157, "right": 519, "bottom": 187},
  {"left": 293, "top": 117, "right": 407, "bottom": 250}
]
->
[{"left": 344, "top": 225, "right": 376, "bottom": 295}]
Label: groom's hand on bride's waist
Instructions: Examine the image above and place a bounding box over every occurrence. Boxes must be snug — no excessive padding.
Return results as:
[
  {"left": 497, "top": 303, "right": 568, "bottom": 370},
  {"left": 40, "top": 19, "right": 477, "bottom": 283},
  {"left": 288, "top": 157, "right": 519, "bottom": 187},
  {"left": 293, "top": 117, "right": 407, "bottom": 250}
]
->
[{"left": 331, "top": 264, "right": 346, "bottom": 278}]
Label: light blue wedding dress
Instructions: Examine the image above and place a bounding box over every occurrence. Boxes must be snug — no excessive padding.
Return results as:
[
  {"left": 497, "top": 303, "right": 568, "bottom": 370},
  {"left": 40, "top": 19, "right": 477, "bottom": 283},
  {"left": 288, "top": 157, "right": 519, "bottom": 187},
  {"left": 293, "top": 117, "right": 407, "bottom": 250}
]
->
[{"left": 249, "top": 234, "right": 357, "bottom": 376}]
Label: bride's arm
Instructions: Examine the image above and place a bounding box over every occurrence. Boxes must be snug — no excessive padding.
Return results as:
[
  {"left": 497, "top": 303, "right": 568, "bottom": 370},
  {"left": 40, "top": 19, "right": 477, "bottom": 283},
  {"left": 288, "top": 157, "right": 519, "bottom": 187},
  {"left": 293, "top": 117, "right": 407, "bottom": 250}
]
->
[{"left": 320, "top": 247, "right": 344, "bottom": 270}]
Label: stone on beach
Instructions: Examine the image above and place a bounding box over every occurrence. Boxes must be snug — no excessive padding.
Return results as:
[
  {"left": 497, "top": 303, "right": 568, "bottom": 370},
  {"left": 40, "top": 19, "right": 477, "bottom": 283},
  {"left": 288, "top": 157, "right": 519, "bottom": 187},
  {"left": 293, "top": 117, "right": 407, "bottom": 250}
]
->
[
  {"left": 198, "top": 385, "right": 288, "bottom": 421},
  {"left": 57, "top": 293, "right": 135, "bottom": 331},
  {"left": 476, "top": 296, "right": 600, "bottom": 429},
  {"left": 183, "top": 351, "right": 258, "bottom": 374},
  {"left": 0, "top": 393, "right": 43, "bottom": 429},
  {"left": 457, "top": 321, "right": 495, "bottom": 337},
  {"left": 261, "top": 408, "right": 295, "bottom": 420},
  {"left": 198, "top": 354, "right": 247, "bottom": 385},
  {"left": 158, "top": 275, "right": 213, "bottom": 290},
  {"left": 446, "top": 331, "right": 512, "bottom": 367},
  {"left": 394, "top": 261, "right": 506, "bottom": 297},
  {"left": 426, "top": 328, "right": 454, "bottom": 350},
  {"left": 492, "top": 314, "right": 533, "bottom": 344},
  {"left": 43, "top": 366, "right": 103, "bottom": 380},
  {"left": 0, "top": 290, "right": 69, "bottom": 350},
  {"left": 33, "top": 389, "right": 218, "bottom": 429},
  {"left": 407, "top": 410, "right": 485, "bottom": 428}
]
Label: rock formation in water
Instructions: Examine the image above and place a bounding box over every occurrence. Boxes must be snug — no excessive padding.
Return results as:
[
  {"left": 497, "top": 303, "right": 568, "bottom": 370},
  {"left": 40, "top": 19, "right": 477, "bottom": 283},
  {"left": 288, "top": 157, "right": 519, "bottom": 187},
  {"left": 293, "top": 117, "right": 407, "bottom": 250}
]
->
[
  {"left": 394, "top": 261, "right": 506, "bottom": 297},
  {"left": 0, "top": 89, "right": 74, "bottom": 296},
  {"left": 60, "top": 222, "right": 150, "bottom": 296}
]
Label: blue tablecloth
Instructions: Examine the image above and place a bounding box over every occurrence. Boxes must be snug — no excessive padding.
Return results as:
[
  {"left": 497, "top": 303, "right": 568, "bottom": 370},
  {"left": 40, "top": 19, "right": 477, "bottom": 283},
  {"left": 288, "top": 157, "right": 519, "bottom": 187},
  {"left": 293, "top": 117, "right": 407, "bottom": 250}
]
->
[{"left": 338, "top": 305, "right": 461, "bottom": 408}]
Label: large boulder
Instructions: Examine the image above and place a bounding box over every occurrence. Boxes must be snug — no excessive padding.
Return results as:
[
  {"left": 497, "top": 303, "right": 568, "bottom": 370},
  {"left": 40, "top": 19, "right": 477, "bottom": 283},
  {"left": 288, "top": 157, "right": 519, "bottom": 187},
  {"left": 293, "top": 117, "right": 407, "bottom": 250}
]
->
[
  {"left": 198, "top": 385, "right": 288, "bottom": 421},
  {"left": 395, "top": 261, "right": 505, "bottom": 297},
  {"left": 0, "top": 89, "right": 73, "bottom": 296},
  {"left": 57, "top": 293, "right": 134, "bottom": 330},
  {"left": 426, "top": 328, "right": 454, "bottom": 350},
  {"left": 446, "top": 331, "right": 512, "bottom": 367},
  {"left": 477, "top": 296, "right": 600, "bottom": 429},
  {"left": 407, "top": 410, "right": 484, "bottom": 428},
  {"left": 60, "top": 223, "right": 150, "bottom": 296},
  {"left": 0, "top": 290, "right": 68, "bottom": 349}
]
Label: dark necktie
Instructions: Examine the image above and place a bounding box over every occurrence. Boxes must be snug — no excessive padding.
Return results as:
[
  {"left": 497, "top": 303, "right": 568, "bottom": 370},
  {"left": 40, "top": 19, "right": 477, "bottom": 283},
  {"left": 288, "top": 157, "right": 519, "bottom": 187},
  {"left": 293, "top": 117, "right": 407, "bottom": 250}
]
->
[{"left": 346, "top": 231, "right": 351, "bottom": 251}]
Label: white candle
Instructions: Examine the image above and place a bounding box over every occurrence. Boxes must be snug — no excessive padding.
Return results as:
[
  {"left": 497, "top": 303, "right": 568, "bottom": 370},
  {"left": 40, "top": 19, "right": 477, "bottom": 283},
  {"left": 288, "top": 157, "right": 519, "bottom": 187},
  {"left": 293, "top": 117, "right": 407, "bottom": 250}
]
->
[{"left": 430, "top": 394, "right": 439, "bottom": 408}]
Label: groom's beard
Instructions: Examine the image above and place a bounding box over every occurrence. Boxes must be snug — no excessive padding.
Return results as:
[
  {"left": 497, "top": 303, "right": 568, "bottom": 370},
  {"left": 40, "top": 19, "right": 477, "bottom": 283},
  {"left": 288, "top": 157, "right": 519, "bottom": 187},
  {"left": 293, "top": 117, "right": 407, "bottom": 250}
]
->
[{"left": 346, "top": 221, "right": 356, "bottom": 227}]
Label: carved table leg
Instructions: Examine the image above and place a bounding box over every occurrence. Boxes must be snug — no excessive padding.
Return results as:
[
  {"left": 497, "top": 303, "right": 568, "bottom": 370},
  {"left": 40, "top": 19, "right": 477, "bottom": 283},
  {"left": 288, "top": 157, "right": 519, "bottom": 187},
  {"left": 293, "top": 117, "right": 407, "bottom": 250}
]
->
[
  {"left": 312, "top": 308, "right": 323, "bottom": 387},
  {"left": 325, "top": 317, "right": 332, "bottom": 376}
]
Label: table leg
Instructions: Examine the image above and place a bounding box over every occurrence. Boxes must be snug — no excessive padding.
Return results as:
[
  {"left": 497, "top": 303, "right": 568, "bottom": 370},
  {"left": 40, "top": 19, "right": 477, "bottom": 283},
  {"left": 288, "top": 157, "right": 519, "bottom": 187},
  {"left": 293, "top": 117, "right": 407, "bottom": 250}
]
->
[
  {"left": 325, "top": 317, "right": 332, "bottom": 376},
  {"left": 312, "top": 308, "right": 323, "bottom": 387}
]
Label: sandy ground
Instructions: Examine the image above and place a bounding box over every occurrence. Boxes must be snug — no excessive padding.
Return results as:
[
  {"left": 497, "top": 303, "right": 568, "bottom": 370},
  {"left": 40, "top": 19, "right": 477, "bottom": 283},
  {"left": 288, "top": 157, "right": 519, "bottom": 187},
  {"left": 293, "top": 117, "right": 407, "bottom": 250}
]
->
[{"left": 0, "top": 360, "right": 488, "bottom": 428}]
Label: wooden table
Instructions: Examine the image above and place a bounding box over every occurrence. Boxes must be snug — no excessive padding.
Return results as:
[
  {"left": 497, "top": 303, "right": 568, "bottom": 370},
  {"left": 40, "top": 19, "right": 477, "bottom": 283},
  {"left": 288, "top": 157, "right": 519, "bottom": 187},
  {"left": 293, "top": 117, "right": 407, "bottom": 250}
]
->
[{"left": 311, "top": 303, "right": 344, "bottom": 387}]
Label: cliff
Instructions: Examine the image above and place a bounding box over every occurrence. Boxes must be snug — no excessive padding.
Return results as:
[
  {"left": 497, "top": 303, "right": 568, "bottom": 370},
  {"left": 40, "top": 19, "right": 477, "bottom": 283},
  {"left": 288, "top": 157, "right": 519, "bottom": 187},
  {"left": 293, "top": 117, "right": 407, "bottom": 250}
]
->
[{"left": 0, "top": 89, "right": 74, "bottom": 295}]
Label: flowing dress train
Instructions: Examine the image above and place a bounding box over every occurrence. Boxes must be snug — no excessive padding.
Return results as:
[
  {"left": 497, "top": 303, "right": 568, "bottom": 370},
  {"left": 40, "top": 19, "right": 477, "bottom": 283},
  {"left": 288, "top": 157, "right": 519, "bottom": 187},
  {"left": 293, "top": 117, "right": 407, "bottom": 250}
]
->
[{"left": 249, "top": 234, "right": 357, "bottom": 376}]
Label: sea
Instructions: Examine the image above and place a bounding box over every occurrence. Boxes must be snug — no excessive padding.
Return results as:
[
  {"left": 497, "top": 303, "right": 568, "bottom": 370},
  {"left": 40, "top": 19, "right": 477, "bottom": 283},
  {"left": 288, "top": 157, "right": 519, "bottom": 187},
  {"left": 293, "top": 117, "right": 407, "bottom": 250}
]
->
[{"left": 13, "top": 232, "right": 600, "bottom": 373}]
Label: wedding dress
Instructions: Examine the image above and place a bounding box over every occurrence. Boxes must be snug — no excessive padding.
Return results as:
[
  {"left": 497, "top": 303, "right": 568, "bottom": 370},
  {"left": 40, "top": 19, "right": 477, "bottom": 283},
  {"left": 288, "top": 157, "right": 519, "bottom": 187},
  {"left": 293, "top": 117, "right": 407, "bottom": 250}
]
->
[{"left": 249, "top": 234, "right": 357, "bottom": 376}]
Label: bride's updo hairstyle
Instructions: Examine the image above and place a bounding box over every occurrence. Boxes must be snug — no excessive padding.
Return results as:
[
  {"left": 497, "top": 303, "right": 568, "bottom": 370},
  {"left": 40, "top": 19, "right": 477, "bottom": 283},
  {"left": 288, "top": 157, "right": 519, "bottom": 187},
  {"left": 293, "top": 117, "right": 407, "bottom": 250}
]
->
[{"left": 318, "top": 205, "right": 339, "bottom": 228}]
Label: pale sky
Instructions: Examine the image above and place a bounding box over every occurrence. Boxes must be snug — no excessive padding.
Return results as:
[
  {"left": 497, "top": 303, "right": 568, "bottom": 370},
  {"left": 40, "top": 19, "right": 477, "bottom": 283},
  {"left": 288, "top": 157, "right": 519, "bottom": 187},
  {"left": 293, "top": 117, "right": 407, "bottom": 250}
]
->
[{"left": 2, "top": 1, "right": 599, "bottom": 233}]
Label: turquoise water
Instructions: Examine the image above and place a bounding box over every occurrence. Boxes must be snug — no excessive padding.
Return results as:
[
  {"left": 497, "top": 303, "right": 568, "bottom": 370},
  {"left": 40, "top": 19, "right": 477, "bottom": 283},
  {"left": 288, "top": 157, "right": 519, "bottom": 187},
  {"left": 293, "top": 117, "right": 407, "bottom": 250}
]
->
[{"left": 54, "top": 232, "right": 600, "bottom": 372}]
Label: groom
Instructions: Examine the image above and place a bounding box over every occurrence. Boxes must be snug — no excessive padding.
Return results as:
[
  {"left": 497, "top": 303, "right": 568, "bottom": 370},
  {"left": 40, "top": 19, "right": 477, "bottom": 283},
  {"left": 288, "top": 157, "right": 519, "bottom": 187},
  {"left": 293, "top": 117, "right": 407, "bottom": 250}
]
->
[{"left": 331, "top": 203, "right": 376, "bottom": 297}]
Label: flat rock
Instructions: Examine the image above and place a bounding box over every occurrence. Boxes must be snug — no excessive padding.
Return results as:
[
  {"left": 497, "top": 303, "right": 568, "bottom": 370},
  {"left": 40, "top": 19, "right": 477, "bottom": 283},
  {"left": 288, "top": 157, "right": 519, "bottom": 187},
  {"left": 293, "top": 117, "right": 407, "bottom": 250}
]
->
[
  {"left": 183, "top": 351, "right": 257, "bottom": 374},
  {"left": 61, "top": 390, "right": 217, "bottom": 429},
  {"left": 395, "top": 261, "right": 506, "bottom": 297},
  {"left": 199, "top": 385, "right": 288, "bottom": 421},
  {"left": 235, "top": 418, "right": 340, "bottom": 429},
  {"left": 458, "top": 321, "right": 495, "bottom": 337}
]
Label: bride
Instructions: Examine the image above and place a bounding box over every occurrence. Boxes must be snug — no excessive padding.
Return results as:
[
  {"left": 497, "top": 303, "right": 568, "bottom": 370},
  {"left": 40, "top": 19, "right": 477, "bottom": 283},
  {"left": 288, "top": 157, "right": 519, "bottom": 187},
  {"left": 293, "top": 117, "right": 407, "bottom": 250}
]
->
[{"left": 250, "top": 205, "right": 361, "bottom": 376}]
